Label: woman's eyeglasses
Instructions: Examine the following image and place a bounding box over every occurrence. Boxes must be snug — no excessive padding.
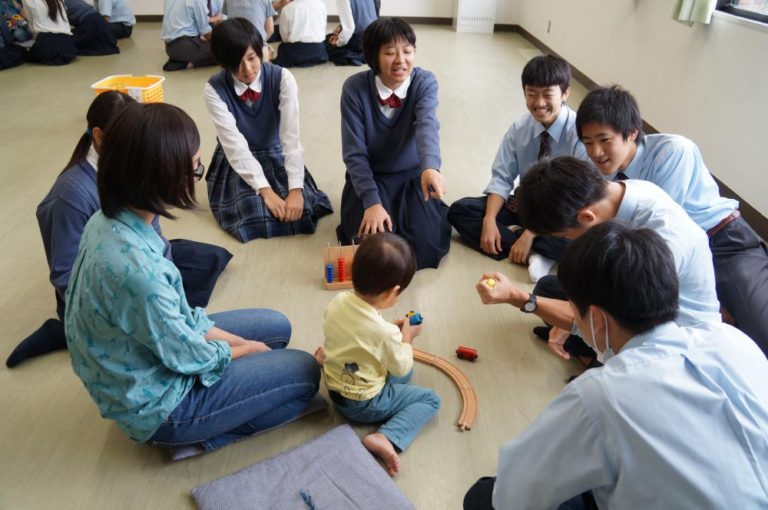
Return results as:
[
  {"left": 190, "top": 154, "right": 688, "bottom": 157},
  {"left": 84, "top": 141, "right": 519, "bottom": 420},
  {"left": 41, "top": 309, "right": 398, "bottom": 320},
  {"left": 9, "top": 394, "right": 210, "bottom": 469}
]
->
[{"left": 193, "top": 161, "right": 205, "bottom": 181}]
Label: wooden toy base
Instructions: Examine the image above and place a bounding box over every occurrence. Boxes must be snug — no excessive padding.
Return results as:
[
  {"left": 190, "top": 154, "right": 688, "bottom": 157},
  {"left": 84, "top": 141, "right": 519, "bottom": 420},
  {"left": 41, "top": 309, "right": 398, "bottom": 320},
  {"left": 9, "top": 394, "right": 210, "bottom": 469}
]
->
[{"left": 323, "top": 244, "right": 358, "bottom": 290}]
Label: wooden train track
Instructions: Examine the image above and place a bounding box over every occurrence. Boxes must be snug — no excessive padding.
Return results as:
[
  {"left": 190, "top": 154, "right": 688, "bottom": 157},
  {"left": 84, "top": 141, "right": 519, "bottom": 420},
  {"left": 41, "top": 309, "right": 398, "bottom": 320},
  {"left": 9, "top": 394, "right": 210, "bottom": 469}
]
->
[{"left": 413, "top": 348, "right": 478, "bottom": 432}]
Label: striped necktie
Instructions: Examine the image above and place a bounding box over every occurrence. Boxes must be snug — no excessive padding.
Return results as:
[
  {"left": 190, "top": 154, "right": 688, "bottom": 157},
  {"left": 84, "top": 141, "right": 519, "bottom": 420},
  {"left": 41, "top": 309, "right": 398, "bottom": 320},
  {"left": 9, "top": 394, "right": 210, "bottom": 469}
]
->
[{"left": 538, "top": 131, "right": 550, "bottom": 160}]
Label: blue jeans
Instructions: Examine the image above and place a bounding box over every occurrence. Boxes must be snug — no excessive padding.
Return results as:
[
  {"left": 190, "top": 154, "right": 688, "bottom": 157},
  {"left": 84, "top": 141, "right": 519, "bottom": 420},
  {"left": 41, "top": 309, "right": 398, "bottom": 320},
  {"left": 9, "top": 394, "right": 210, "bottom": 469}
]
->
[
  {"left": 332, "top": 370, "right": 440, "bottom": 451},
  {"left": 148, "top": 308, "right": 320, "bottom": 451}
]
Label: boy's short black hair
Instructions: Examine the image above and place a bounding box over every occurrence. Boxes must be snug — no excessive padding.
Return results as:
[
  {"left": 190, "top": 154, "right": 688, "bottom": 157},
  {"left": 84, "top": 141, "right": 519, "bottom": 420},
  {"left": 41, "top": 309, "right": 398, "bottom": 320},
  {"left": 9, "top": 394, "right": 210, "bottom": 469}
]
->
[
  {"left": 521, "top": 55, "right": 571, "bottom": 93},
  {"left": 352, "top": 233, "right": 416, "bottom": 296},
  {"left": 558, "top": 221, "right": 679, "bottom": 334},
  {"left": 517, "top": 156, "right": 607, "bottom": 236},
  {"left": 362, "top": 17, "right": 416, "bottom": 75},
  {"left": 98, "top": 103, "right": 199, "bottom": 219},
  {"left": 576, "top": 85, "right": 645, "bottom": 141},
  {"left": 211, "top": 17, "right": 264, "bottom": 73}
]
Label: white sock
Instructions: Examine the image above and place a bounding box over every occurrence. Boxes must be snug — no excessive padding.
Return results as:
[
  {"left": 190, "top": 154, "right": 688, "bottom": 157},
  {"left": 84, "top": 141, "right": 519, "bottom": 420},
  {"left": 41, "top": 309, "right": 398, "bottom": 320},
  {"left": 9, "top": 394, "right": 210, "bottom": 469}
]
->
[{"left": 528, "top": 252, "right": 556, "bottom": 283}]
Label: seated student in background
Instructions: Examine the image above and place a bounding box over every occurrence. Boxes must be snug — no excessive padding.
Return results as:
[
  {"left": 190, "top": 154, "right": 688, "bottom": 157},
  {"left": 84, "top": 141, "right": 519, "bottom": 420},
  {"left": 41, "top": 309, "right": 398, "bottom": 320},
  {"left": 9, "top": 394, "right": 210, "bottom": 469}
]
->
[
  {"left": 161, "top": 0, "right": 215, "bottom": 71},
  {"left": 6, "top": 92, "right": 233, "bottom": 368},
  {"left": 63, "top": 0, "right": 118, "bottom": 56},
  {"left": 321, "top": 233, "right": 441, "bottom": 476},
  {"left": 21, "top": 0, "right": 77, "bottom": 65},
  {"left": 267, "top": 0, "right": 291, "bottom": 42},
  {"left": 326, "top": 0, "right": 378, "bottom": 66},
  {"left": 272, "top": 0, "right": 328, "bottom": 68},
  {"left": 465, "top": 222, "right": 768, "bottom": 510},
  {"left": 337, "top": 17, "right": 450, "bottom": 269},
  {"left": 448, "top": 55, "right": 587, "bottom": 283},
  {"left": 224, "top": 0, "right": 275, "bottom": 59},
  {"left": 94, "top": 0, "right": 135, "bottom": 39},
  {"left": 0, "top": 2, "right": 27, "bottom": 70},
  {"left": 205, "top": 18, "right": 332, "bottom": 241},
  {"left": 576, "top": 85, "right": 768, "bottom": 356},
  {"left": 475, "top": 157, "right": 722, "bottom": 371},
  {"left": 65, "top": 101, "right": 321, "bottom": 454}
]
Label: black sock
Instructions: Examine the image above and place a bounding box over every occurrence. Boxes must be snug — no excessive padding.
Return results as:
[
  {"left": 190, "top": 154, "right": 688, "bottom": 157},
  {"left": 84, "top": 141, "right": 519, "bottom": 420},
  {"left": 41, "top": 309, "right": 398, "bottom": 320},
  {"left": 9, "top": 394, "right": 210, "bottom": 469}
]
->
[{"left": 6, "top": 319, "right": 67, "bottom": 368}]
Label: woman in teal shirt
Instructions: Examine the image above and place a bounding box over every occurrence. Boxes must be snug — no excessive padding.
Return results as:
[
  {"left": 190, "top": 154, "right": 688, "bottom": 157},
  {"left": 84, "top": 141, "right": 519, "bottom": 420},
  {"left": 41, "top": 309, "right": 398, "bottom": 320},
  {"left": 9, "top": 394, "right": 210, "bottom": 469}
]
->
[{"left": 65, "top": 102, "right": 320, "bottom": 452}]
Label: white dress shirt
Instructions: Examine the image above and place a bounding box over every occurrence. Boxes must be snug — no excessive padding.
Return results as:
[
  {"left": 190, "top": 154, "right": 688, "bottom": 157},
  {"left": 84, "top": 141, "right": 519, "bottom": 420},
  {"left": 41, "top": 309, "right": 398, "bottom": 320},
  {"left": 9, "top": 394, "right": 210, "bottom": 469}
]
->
[
  {"left": 23, "top": 0, "right": 72, "bottom": 36},
  {"left": 335, "top": 0, "right": 355, "bottom": 46},
  {"left": 278, "top": 0, "right": 327, "bottom": 43},
  {"left": 493, "top": 321, "right": 768, "bottom": 509},
  {"left": 204, "top": 68, "right": 305, "bottom": 192},
  {"left": 374, "top": 75, "right": 410, "bottom": 119}
]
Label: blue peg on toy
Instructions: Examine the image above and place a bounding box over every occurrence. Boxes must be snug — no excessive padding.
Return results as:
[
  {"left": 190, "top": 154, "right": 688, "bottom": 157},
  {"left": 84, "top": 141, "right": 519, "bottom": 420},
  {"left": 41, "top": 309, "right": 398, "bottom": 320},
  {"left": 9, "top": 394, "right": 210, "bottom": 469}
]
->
[
  {"left": 325, "top": 263, "right": 334, "bottom": 284},
  {"left": 406, "top": 311, "right": 423, "bottom": 326}
]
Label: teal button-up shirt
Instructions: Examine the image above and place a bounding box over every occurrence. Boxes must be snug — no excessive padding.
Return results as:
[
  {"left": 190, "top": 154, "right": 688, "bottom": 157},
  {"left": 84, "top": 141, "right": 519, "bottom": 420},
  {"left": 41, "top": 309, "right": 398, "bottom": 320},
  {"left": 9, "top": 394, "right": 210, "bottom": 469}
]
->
[{"left": 65, "top": 210, "right": 231, "bottom": 442}]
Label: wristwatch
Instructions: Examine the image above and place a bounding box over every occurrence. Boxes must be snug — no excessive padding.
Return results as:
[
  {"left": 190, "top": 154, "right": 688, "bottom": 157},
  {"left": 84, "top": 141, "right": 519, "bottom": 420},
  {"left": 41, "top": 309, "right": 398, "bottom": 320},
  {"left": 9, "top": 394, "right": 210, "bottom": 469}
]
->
[{"left": 520, "top": 293, "right": 537, "bottom": 313}]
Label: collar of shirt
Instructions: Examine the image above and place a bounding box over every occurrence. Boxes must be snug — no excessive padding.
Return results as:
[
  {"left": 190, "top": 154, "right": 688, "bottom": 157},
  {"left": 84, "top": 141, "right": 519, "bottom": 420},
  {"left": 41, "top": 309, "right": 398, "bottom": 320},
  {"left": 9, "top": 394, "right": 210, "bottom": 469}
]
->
[
  {"left": 617, "top": 321, "right": 681, "bottom": 355},
  {"left": 375, "top": 75, "right": 411, "bottom": 102},
  {"left": 114, "top": 209, "right": 166, "bottom": 255},
  {"left": 618, "top": 137, "right": 646, "bottom": 180},
  {"left": 231, "top": 71, "right": 262, "bottom": 96},
  {"left": 614, "top": 180, "right": 639, "bottom": 225},
  {"left": 533, "top": 105, "right": 570, "bottom": 141},
  {"left": 86, "top": 144, "right": 99, "bottom": 172}
]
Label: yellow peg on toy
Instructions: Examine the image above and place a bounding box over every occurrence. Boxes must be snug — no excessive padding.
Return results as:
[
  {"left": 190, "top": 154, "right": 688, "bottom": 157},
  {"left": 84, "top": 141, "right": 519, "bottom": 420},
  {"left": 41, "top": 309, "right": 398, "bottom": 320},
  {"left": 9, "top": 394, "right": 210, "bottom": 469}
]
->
[{"left": 485, "top": 278, "right": 496, "bottom": 288}]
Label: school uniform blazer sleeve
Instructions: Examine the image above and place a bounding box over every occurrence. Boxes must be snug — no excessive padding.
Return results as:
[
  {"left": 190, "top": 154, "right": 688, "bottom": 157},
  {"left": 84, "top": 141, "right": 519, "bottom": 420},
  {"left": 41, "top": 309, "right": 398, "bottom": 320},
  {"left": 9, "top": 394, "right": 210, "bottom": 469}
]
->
[
  {"left": 378, "top": 324, "right": 413, "bottom": 377},
  {"left": 413, "top": 71, "right": 442, "bottom": 172},
  {"left": 493, "top": 385, "right": 614, "bottom": 509},
  {"left": 336, "top": 0, "right": 354, "bottom": 46},
  {"left": 484, "top": 123, "right": 520, "bottom": 198},
  {"left": 341, "top": 79, "right": 381, "bottom": 209},
  {"left": 278, "top": 69, "right": 306, "bottom": 190},
  {"left": 41, "top": 199, "right": 91, "bottom": 298},
  {"left": 204, "top": 82, "right": 271, "bottom": 192},
  {"left": 121, "top": 266, "right": 230, "bottom": 384}
]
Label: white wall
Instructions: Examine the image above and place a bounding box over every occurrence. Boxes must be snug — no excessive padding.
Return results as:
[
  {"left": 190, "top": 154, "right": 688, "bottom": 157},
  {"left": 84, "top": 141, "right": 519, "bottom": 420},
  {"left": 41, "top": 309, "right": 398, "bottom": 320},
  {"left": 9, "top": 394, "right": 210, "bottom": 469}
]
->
[
  {"left": 128, "top": 0, "right": 453, "bottom": 17},
  {"left": 503, "top": 0, "right": 768, "bottom": 216}
]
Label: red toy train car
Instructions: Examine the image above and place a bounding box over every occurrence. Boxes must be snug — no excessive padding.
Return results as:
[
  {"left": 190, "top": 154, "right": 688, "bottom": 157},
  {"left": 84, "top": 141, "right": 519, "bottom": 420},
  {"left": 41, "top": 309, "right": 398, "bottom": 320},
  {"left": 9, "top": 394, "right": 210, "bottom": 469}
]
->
[{"left": 456, "top": 346, "right": 478, "bottom": 361}]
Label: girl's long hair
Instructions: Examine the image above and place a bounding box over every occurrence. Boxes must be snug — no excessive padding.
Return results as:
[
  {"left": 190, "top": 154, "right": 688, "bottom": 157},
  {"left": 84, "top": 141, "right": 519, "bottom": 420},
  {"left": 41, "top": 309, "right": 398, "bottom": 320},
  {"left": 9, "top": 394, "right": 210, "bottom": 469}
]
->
[
  {"left": 62, "top": 91, "right": 135, "bottom": 173},
  {"left": 44, "top": 0, "right": 65, "bottom": 22}
]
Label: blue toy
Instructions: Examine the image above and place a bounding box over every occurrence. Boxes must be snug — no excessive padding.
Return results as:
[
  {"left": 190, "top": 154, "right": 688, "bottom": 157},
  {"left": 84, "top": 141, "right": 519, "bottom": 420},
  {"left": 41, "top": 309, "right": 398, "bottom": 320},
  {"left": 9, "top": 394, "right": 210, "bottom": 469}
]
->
[{"left": 406, "top": 311, "right": 423, "bottom": 326}]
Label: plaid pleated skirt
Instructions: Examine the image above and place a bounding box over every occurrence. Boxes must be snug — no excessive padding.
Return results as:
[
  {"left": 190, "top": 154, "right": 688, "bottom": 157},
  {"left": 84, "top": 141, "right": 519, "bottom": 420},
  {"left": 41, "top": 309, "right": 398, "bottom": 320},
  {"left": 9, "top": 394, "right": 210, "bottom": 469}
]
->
[{"left": 206, "top": 143, "right": 333, "bottom": 242}]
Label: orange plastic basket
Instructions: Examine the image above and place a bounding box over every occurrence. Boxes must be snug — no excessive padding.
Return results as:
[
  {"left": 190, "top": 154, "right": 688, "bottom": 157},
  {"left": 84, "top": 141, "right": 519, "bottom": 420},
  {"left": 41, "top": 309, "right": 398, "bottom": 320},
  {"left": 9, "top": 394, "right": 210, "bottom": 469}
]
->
[{"left": 90, "top": 75, "right": 165, "bottom": 103}]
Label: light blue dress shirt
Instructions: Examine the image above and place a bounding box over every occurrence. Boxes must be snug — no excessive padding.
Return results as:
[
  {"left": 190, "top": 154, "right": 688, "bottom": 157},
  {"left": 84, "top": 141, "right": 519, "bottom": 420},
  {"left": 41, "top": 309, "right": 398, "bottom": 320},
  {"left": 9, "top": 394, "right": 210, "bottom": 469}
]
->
[
  {"left": 484, "top": 105, "right": 588, "bottom": 197},
  {"left": 225, "top": 0, "right": 276, "bottom": 42},
  {"left": 493, "top": 321, "right": 768, "bottom": 509},
  {"left": 619, "top": 134, "right": 737, "bottom": 231},
  {"left": 616, "top": 180, "right": 721, "bottom": 327},
  {"left": 161, "top": 0, "right": 211, "bottom": 42},
  {"left": 94, "top": 0, "right": 136, "bottom": 26},
  {"left": 65, "top": 210, "right": 231, "bottom": 442}
]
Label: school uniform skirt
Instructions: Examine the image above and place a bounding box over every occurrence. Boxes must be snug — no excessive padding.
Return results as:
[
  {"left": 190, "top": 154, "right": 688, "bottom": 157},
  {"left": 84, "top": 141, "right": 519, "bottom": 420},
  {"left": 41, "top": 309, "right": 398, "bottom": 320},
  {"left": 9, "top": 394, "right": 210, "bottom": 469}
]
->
[
  {"left": 273, "top": 41, "right": 328, "bottom": 68},
  {"left": 336, "top": 167, "right": 451, "bottom": 269},
  {"left": 325, "top": 32, "right": 364, "bottom": 66},
  {"left": 72, "top": 12, "right": 119, "bottom": 56},
  {"left": 206, "top": 143, "right": 333, "bottom": 242},
  {"left": 27, "top": 32, "right": 77, "bottom": 65}
]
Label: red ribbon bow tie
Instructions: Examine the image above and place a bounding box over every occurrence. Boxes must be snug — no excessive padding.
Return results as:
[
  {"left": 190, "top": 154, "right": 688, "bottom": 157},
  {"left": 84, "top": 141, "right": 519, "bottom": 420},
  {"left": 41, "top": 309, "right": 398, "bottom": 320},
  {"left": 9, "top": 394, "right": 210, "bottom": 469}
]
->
[
  {"left": 240, "top": 88, "right": 261, "bottom": 102},
  {"left": 378, "top": 94, "right": 402, "bottom": 109}
]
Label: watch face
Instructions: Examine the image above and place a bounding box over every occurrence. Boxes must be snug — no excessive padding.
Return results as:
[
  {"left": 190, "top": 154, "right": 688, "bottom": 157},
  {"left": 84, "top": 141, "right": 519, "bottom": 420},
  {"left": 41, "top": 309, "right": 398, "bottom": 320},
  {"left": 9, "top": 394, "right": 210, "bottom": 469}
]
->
[{"left": 523, "top": 300, "right": 536, "bottom": 313}]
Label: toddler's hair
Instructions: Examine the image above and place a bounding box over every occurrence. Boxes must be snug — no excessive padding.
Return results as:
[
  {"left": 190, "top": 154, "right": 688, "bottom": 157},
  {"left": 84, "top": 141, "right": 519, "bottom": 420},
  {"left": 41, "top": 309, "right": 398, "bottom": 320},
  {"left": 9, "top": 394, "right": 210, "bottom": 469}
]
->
[{"left": 352, "top": 232, "right": 416, "bottom": 296}]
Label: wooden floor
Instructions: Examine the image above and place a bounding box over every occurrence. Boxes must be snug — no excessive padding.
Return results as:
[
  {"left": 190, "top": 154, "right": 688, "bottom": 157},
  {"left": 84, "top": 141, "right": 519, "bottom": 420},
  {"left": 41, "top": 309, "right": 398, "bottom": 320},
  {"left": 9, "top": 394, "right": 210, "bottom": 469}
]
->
[{"left": 0, "top": 23, "right": 589, "bottom": 509}]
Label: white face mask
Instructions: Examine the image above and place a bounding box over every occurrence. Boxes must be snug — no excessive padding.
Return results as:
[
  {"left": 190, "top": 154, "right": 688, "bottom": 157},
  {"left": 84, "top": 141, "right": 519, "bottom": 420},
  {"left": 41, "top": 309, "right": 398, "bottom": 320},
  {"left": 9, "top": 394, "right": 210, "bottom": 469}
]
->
[{"left": 589, "top": 309, "right": 615, "bottom": 362}]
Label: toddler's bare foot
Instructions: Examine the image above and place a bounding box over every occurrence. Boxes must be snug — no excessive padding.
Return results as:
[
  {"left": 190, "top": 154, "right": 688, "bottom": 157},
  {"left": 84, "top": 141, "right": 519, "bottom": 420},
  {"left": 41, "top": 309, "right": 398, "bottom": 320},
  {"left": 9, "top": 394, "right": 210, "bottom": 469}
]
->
[
  {"left": 363, "top": 432, "right": 400, "bottom": 476},
  {"left": 313, "top": 346, "right": 325, "bottom": 366}
]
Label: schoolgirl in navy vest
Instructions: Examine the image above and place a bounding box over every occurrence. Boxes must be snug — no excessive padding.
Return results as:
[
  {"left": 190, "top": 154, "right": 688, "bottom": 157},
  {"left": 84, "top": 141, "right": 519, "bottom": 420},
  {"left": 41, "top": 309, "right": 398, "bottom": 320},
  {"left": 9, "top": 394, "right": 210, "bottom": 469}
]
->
[
  {"left": 205, "top": 18, "right": 332, "bottom": 241},
  {"left": 326, "top": 0, "right": 378, "bottom": 66},
  {"left": 337, "top": 17, "right": 450, "bottom": 269},
  {"left": 6, "top": 92, "right": 233, "bottom": 368}
]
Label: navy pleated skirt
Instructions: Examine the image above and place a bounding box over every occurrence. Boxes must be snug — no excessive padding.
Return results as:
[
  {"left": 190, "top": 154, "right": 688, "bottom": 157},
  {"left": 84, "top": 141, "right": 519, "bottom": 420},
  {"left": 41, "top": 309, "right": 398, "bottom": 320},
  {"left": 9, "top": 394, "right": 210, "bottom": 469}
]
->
[
  {"left": 28, "top": 32, "right": 77, "bottom": 65},
  {"left": 337, "top": 167, "right": 451, "bottom": 269}
]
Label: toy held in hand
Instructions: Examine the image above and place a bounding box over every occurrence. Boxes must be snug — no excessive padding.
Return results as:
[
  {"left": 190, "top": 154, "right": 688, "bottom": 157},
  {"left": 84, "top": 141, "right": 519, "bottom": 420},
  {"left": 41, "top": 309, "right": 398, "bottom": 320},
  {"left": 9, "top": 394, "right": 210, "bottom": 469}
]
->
[{"left": 406, "top": 311, "right": 423, "bottom": 326}]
